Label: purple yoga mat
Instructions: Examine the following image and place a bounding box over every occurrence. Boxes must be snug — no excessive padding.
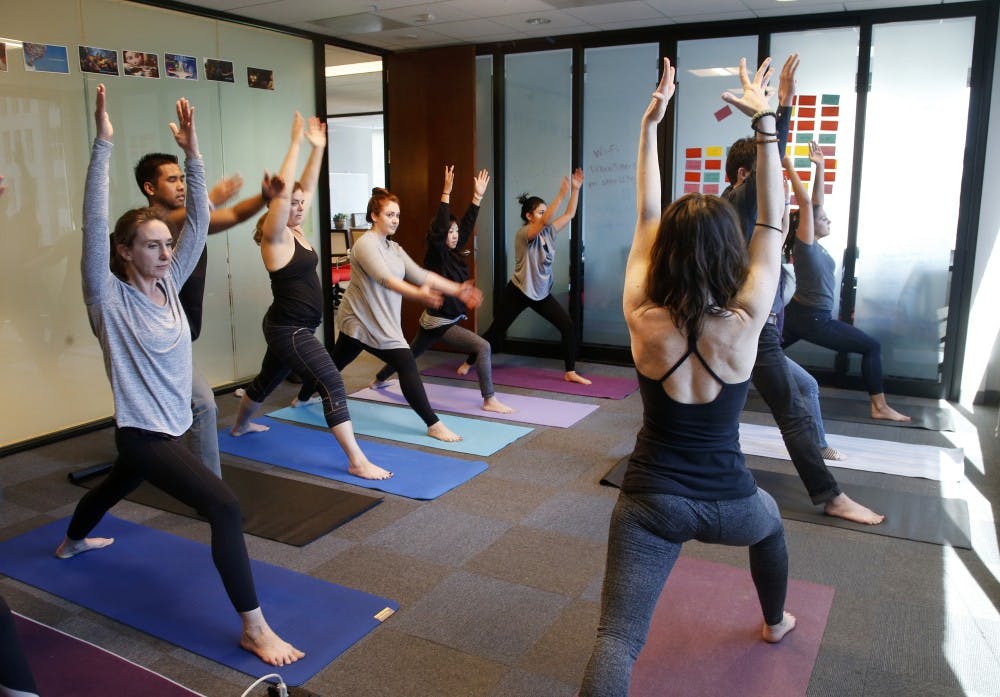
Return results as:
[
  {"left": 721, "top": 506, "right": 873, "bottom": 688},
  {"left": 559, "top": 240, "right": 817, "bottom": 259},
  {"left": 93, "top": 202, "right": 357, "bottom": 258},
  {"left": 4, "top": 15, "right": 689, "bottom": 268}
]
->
[
  {"left": 14, "top": 614, "right": 202, "bottom": 696},
  {"left": 350, "top": 382, "right": 599, "bottom": 427},
  {"left": 628, "top": 557, "right": 834, "bottom": 696},
  {"left": 421, "top": 362, "right": 638, "bottom": 399}
]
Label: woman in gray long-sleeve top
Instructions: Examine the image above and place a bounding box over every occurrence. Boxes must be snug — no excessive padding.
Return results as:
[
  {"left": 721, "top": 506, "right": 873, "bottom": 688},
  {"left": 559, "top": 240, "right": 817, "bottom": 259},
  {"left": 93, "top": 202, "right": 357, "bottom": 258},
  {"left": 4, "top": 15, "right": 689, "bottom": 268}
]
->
[{"left": 56, "top": 85, "right": 303, "bottom": 667}]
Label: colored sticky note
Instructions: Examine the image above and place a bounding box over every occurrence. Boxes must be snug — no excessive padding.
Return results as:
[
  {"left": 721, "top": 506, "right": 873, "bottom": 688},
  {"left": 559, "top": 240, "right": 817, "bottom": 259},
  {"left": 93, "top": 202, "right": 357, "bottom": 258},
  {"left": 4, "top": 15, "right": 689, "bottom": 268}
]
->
[
  {"left": 704, "top": 184, "right": 719, "bottom": 194},
  {"left": 821, "top": 94, "right": 839, "bottom": 105},
  {"left": 795, "top": 133, "right": 814, "bottom": 143},
  {"left": 685, "top": 159, "right": 701, "bottom": 170},
  {"left": 797, "top": 95, "right": 817, "bottom": 106},
  {"left": 797, "top": 106, "right": 816, "bottom": 118},
  {"left": 818, "top": 134, "right": 837, "bottom": 144},
  {"left": 684, "top": 183, "right": 699, "bottom": 193},
  {"left": 794, "top": 157, "right": 811, "bottom": 168},
  {"left": 825, "top": 158, "right": 836, "bottom": 169},
  {"left": 825, "top": 184, "right": 833, "bottom": 194},
  {"left": 821, "top": 106, "right": 839, "bottom": 117},
  {"left": 824, "top": 171, "right": 836, "bottom": 182},
  {"left": 820, "top": 120, "right": 838, "bottom": 131},
  {"left": 705, "top": 159, "right": 721, "bottom": 170},
  {"left": 799, "top": 170, "right": 812, "bottom": 181},
  {"left": 706, "top": 146, "right": 724, "bottom": 157},
  {"left": 714, "top": 105, "right": 733, "bottom": 121},
  {"left": 798, "top": 120, "right": 815, "bottom": 131},
  {"left": 704, "top": 172, "right": 720, "bottom": 183},
  {"left": 685, "top": 147, "right": 702, "bottom": 158},
  {"left": 685, "top": 171, "right": 700, "bottom": 182},
  {"left": 821, "top": 145, "right": 836, "bottom": 156},
  {"left": 793, "top": 145, "right": 809, "bottom": 156}
]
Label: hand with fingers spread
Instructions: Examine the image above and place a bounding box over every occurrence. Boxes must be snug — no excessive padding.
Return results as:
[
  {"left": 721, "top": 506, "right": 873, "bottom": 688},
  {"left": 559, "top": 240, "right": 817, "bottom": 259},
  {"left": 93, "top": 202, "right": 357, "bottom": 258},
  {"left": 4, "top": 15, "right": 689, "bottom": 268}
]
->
[
  {"left": 721, "top": 57, "right": 774, "bottom": 119},
  {"left": 169, "top": 97, "right": 199, "bottom": 159},
  {"left": 642, "top": 57, "right": 677, "bottom": 127},
  {"left": 304, "top": 116, "right": 326, "bottom": 148},
  {"left": 472, "top": 169, "right": 490, "bottom": 201},
  {"left": 94, "top": 84, "right": 114, "bottom": 142},
  {"left": 808, "top": 141, "right": 824, "bottom": 167},
  {"left": 260, "top": 171, "right": 285, "bottom": 202},
  {"left": 571, "top": 167, "right": 584, "bottom": 190},
  {"left": 209, "top": 173, "right": 244, "bottom": 208},
  {"left": 778, "top": 53, "right": 799, "bottom": 108}
]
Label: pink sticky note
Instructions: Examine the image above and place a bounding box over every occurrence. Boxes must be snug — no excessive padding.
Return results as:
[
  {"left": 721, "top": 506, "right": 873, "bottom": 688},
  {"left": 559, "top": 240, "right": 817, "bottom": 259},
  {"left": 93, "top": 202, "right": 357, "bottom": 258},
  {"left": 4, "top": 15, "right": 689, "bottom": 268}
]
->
[{"left": 714, "top": 105, "right": 732, "bottom": 121}]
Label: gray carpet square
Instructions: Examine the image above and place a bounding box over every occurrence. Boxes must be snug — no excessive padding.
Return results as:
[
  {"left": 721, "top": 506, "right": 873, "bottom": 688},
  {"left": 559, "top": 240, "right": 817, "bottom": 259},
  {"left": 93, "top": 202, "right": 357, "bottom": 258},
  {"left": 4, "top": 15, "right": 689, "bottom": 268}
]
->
[
  {"left": 311, "top": 544, "right": 452, "bottom": 607},
  {"left": 522, "top": 490, "right": 617, "bottom": 542},
  {"left": 329, "top": 494, "right": 423, "bottom": 541},
  {"left": 391, "top": 570, "right": 571, "bottom": 664},
  {"left": 490, "top": 668, "right": 577, "bottom": 697},
  {"left": 436, "top": 473, "right": 559, "bottom": 524},
  {"left": 367, "top": 505, "right": 511, "bottom": 566},
  {"left": 517, "top": 598, "right": 601, "bottom": 686},
  {"left": 465, "top": 525, "right": 606, "bottom": 597},
  {"left": 0, "top": 497, "right": 40, "bottom": 528}
]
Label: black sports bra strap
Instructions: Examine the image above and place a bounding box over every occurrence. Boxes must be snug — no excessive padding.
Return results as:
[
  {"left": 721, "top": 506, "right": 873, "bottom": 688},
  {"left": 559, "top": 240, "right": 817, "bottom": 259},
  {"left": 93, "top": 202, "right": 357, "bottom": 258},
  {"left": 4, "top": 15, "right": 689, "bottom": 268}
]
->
[
  {"left": 657, "top": 347, "right": 693, "bottom": 383},
  {"left": 691, "top": 347, "right": 727, "bottom": 386},
  {"left": 657, "top": 335, "right": 726, "bottom": 386}
]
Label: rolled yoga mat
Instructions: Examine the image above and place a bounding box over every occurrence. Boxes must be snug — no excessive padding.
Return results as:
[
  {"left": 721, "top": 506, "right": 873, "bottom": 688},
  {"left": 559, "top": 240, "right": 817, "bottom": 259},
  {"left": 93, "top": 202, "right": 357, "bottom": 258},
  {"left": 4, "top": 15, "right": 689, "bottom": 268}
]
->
[
  {"left": 76, "top": 459, "right": 382, "bottom": 546},
  {"left": 627, "top": 556, "right": 834, "bottom": 697},
  {"left": 599, "top": 456, "right": 972, "bottom": 548},
  {"left": 219, "top": 417, "right": 488, "bottom": 500},
  {"left": 0, "top": 516, "right": 398, "bottom": 686},
  {"left": 268, "top": 399, "right": 532, "bottom": 457},
  {"left": 421, "top": 361, "right": 639, "bottom": 399},
  {"left": 13, "top": 613, "right": 205, "bottom": 697},
  {"left": 743, "top": 391, "right": 956, "bottom": 431},
  {"left": 349, "top": 381, "right": 599, "bottom": 427}
]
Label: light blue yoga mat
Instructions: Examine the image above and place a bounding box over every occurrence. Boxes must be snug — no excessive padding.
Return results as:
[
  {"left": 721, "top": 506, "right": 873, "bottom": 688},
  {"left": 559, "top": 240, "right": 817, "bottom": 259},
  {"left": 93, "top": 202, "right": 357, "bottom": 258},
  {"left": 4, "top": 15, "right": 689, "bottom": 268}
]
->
[
  {"left": 218, "top": 418, "right": 488, "bottom": 500},
  {"left": 269, "top": 399, "right": 533, "bottom": 457},
  {"left": 0, "top": 516, "right": 398, "bottom": 686}
]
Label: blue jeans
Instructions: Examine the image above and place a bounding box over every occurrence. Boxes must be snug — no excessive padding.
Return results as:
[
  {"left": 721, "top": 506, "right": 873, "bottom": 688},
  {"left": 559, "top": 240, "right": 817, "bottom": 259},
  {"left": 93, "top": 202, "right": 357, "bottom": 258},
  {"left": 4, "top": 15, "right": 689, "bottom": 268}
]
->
[
  {"left": 753, "top": 323, "right": 839, "bottom": 503},
  {"left": 186, "top": 366, "right": 221, "bottom": 478},
  {"left": 786, "top": 357, "right": 828, "bottom": 449},
  {"left": 783, "top": 300, "right": 884, "bottom": 395},
  {"left": 580, "top": 488, "right": 788, "bottom": 697}
]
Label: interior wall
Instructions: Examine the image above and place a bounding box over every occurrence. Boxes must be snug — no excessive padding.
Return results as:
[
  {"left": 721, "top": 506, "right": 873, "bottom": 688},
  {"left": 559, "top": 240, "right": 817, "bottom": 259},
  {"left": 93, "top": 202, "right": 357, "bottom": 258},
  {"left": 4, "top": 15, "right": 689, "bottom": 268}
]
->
[{"left": 0, "top": 0, "right": 317, "bottom": 448}]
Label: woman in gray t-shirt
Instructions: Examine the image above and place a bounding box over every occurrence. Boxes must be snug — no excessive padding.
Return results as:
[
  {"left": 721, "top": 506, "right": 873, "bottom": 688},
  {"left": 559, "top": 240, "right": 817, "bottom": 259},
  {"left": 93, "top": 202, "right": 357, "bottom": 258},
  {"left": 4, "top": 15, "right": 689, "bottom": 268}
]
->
[{"left": 468, "top": 169, "right": 591, "bottom": 385}]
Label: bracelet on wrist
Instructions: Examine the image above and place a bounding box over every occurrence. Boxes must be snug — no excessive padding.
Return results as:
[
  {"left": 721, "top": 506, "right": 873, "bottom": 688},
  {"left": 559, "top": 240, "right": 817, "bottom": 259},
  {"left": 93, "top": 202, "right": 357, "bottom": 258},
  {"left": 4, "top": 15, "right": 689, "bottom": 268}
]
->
[
  {"left": 751, "top": 109, "right": 776, "bottom": 128},
  {"left": 755, "top": 138, "right": 778, "bottom": 145}
]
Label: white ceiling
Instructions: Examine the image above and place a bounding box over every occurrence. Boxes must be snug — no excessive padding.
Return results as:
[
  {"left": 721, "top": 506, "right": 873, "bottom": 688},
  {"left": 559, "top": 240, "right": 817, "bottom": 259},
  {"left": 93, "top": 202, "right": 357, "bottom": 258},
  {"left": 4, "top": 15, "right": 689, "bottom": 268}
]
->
[{"left": 180, "top": 0, "right": 964, "bottom": 55}]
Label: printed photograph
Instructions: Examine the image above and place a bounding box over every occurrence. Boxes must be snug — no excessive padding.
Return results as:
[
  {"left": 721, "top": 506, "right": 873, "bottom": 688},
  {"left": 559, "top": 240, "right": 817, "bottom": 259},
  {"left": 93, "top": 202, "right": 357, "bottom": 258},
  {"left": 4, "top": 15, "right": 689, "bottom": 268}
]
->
[
  {"left": 204, "top": 58, "right": 234, "bottom": 83},
  {"left": 165, "top": 52, "right": 197, "bottom": 80},
  {"left": 1, "top": 42, "right": 7, "bottom": 72},
  {"left": 122, "top": 50, "right": 160, "bottom": 78},
  {"left": 247, "top": 66, "right": 274, "bottom": 91},
  {"left": 78, "top": 45, "right": 119, "bottom": 76},
  {"left": 22, "top": 42, "right": 70, "bottom": 74}
]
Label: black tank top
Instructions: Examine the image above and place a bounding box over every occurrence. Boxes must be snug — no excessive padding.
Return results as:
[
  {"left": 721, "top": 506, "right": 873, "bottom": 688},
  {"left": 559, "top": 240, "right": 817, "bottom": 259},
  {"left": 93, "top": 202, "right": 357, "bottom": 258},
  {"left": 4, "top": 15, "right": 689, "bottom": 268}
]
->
[
  {"left": 265, "top": 237, "right": 323, "bottom": 328},
  {"left": 622, "top": 336, "right": 757, "bottom": 500}
]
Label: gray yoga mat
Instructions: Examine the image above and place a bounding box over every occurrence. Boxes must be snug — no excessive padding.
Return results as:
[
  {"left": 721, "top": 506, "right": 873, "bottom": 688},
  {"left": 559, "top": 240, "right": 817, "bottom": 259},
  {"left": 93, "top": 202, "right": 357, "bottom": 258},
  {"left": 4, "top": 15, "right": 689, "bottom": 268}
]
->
[
  {"left": 599, "top": 457, "right": 971, "bottom": 548},
  {"left": 743, "top": 391, "right": 956, "bottom": 432}
]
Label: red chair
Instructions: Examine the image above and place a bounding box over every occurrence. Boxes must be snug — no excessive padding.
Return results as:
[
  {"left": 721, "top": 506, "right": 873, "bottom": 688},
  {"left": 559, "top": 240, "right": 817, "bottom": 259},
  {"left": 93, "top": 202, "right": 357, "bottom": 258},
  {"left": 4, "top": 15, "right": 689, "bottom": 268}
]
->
[{"left": 331, "top": 262, "right": 350, "bottom": 311}]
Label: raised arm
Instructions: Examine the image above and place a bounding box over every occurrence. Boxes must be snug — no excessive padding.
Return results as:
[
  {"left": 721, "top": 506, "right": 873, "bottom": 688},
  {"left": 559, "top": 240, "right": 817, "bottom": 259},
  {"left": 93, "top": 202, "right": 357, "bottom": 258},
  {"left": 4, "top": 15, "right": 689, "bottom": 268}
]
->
[
  {"left": 81, "top": 84, "right": 114, "bottom": 305},
  {"left": 457, "top": 169, "right": 489, "bottom": 248},
  {"left": 785, "top": 156, "right": 814, "bottom": 245},
  {"left": 167, "top": 97, "right": 209, "bottom": 284},
  {"left": 297, "top": 116, "right": 326, "bottom": 216},
  {"left": 548, "top": 168, "right": 584, "bottom": 232},
  {"left": 259, "top": 112, "right": 304, "bottom": 248},
  {"left": 723, "top": 57, "right": 785, "bottom": 323},
  {"left": 428, "top": 165, "right": 456, "bottom": 251},
  {"left": 808, "top": 140, "right": 825, "bottom": 210}
]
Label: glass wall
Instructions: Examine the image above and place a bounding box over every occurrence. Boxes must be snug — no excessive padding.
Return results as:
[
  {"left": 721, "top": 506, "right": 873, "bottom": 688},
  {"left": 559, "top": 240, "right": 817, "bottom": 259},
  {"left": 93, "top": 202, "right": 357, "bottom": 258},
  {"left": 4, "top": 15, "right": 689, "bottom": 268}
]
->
[
  {"left": 475, "top": 54, "right": 495, "bottom": 328},
  {"left": 853, "top": 17, "right": 975, "bottom": 381},
  {"left": 580, "top": 43, "right": 659, "bottom": 346},
  {"left": 503, "top": 49, "right": 573, "bottom": 342},
  {"left": 327, "top": 114, "right": 384, "bottom": 222}
]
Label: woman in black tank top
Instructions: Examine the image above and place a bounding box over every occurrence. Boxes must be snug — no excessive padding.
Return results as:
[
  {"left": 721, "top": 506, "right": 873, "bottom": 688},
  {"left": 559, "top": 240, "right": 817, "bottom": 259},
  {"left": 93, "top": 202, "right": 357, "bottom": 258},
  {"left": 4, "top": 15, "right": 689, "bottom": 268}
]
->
[{"left": 580, "top": 57, "right": 796, "bottom": 696}]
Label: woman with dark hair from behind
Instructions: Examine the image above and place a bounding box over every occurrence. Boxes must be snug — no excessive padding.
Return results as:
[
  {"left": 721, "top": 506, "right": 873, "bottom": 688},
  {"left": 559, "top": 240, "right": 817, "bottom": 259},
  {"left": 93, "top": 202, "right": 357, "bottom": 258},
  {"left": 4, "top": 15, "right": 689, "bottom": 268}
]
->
[
  {"left": 57, "top": 85, "right": 302, "bottom": 666},
  {"left": 370, "top": 165, "right": 513, "bottom": 414},
  {"left": 580, "top": 57, "right": 793, "bottom": 696},
  {"left": 459, "top": 168, "right": 590, "bottom": 385}
]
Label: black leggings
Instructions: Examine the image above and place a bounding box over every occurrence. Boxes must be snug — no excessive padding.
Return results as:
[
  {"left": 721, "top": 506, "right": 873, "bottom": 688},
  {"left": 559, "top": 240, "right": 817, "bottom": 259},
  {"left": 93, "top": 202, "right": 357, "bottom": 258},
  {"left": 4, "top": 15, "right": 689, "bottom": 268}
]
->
[
  {"left": 0, "top": 596, "right": 37, "bottom": 695},
  {"left": 65, "top": 427, "right": 259, "bottom": 613},
  {"left": 328, "top": 333, "right": 440, "bottom": 427},
  {"left": 246, "top": 318, "right": 350, "bottom": 428},
  {"left": 479, "top": 280, "right": 577, "bottom": 371}
]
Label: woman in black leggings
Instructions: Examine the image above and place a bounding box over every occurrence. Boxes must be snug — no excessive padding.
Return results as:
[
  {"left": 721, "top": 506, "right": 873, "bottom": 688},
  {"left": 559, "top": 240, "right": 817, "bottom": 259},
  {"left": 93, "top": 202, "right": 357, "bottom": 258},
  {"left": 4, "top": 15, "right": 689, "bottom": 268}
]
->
[
  {"left": 229, "top": 113, "right": 391, "bottom": 480},
  {"left": 57, "top": 85, "right": 302, "bottom": 667}
]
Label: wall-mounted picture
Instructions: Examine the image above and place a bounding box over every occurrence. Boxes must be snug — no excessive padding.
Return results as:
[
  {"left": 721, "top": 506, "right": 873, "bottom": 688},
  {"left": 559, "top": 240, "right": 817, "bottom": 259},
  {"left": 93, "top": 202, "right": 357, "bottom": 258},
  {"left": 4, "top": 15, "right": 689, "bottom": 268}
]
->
[
  {"left": 123, "top": 50, "right": 159, "bottom": 78},
  {"left": 22, "top": 42, "right": 70, "bottom": 74},
  {"left": 165, "top": 52, "right": 197, "bottom": 80},
  {"left": 204, "top": 58, "right": 234, "bottom": 83},
  {"left": 1, "top": 42, "right": 7, "bottom": 72},
  {"left": 247, "top": 66, "right": 274, "bottom": 91},
  {"left": 78, "top": 45, "right": 119, "bottom": 76}
]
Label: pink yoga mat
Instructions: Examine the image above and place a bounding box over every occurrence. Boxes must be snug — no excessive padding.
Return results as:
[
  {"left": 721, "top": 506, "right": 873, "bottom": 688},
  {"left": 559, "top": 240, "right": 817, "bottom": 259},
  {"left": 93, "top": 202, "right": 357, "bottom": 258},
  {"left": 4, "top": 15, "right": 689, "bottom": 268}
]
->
[
  {"left": 351, "top": 382, "right": 599, "bottom": 427},
  {"left": 421, "top": 362, "right": 638, "bottom": 399},
  {"left": 628, "top": 557, "right": 834, "bottom": 696}
]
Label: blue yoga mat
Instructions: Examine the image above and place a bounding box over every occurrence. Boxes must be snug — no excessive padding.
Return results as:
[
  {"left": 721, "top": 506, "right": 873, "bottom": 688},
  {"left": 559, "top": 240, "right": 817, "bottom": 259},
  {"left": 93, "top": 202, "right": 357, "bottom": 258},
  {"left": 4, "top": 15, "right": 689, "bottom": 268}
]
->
[
  {"left": 219, "top": 417, "right": 488, "bottom": 500},
  {"left": 0, "top": 516, "right": 397, "bottom": 686},
  {"left": 269, "top": 399, "right": 532, "bottom": 457}
]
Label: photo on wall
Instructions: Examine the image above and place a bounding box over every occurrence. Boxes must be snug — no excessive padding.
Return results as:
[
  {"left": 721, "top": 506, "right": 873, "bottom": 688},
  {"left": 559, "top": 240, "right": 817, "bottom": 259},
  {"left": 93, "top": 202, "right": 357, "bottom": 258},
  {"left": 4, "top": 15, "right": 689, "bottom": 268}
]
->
[
  {"left": 165, "top": 52, "right": 197, "bottom": 80},
  {"left": 204, "top": 58, "right": 234, "bottom": 83},
  {"left": 1, "top": 42, "right": 7, "bottom": 72},
  {"left": 122, "top": 50, "right": 160, "bottom": 78},
  {"left": 78, "top": 46, "right": 119, "bottom": 76},
  {"left": 247, "top": 66, "right": 274, "bottom": 90},
  {"left": 22, "top": 42, "right": 70, "bottom": 74}
]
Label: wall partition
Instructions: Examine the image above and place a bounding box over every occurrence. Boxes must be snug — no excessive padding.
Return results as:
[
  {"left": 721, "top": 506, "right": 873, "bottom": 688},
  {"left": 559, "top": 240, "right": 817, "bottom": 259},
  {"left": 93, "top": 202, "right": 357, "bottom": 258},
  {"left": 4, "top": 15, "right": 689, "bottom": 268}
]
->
[{"left": 0, "top": 0, "right": 318, "bottom": 448}]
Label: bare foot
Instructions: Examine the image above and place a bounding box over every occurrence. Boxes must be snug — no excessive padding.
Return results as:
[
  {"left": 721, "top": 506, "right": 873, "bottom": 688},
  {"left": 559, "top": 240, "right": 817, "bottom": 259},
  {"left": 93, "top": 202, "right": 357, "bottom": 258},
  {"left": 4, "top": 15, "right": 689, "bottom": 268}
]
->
[
  {"left": 482, "top": 396, "right": 514, "bottom": 414},
  {"left": 348, "top": 457, "right": 393, "bottom": 480},
  {"left": 428, "top": 421, "right": 462, "bottom": 442},
  {"left": 762, "top": 612, "right": 796, "bottom": 643},
  {"left": 820, "top": 446, "right": 847, "bottom": 461},
  {"left": 456, "top": 362, "right": 473, "bottom": 376},
  {"left": 565, "top": 371, "right": 592, "bottom": 385},
  {"left": 824, "top": 493, "right": 884, "bottom": 525},
  {"left": 241, "top": 623, "right": 305, "bottom": 667},
  {"left": 872, "top": 404, "right": 911, "bottom": 422},
  {"left": 231, "top": 421, "right": 270, "bottom": 437},
  {"left": 369, "top": 377, "right": 397, "bottom": 390},
  {"left": 55, "top": 536, "right": 114, "bottom": 559},
  {"left": 290, "top": 394, "right": 321, "bottom": 408}
]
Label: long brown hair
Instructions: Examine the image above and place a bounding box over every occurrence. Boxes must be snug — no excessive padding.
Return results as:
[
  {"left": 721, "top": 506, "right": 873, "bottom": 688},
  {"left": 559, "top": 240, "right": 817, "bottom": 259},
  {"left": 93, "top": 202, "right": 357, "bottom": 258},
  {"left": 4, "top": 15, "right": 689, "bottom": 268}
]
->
[
  {"left": 110, "top": 207, "right": 166, "bottom": 279},
  {"left": 646, "top": 193, "right": 748, "bottom": 338}
]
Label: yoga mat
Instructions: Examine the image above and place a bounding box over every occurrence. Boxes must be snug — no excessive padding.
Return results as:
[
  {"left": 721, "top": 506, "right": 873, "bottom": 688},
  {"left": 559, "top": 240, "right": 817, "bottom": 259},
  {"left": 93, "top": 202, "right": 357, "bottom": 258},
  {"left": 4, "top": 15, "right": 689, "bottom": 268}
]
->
[
  {"left": 219, "top": 418, "right": 487, "bottom": 500},
  {"left": 14, "top": 613, "right": 205, "bottom": 696},
  {"left": 77, "top": 460, "right": 382, "bottom": 546},
  {"left": 630, "top": 556, "right": 834, "bottom": 697},
  {"left": 349, "top": 382, "right": 599, "bottom": 427},
  {"left": 599, "top": 458, "right": 972, "bottom": 548},
  {"left": 0, "top": 516, "right": 398, "bottom": 686},
  {"left": 421, "top": 362, "right": 638, "bottom": 399},
  {"left": 743, "top": 392, "right": 956, "bottom": 431},
  {"left": 737, "top": 422, "right": 965, "bottom": 482},
  {"left": 268, "top": 399, "right": 532, "bottom": 457}
]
